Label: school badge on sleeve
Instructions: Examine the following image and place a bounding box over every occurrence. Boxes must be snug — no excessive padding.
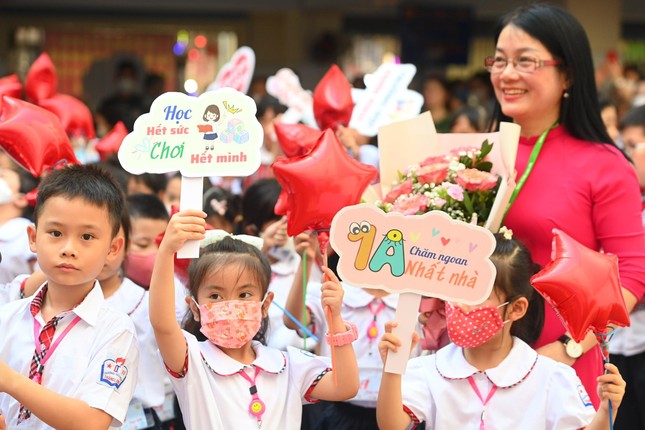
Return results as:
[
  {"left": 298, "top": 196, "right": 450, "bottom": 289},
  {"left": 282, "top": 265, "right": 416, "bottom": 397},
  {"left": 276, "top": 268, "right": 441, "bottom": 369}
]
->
[{"left": 99, "top": 357, "right": 128, "bottom": 389}]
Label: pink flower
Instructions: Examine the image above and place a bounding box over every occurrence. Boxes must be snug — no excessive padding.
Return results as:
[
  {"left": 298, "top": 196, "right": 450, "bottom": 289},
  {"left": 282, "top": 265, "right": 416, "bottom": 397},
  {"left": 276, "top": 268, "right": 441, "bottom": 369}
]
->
[
  {"left": 455, "top": 169, "right": 499, "bottom": 192},
  {"left": 390, "top": 194, "right": 429, "bottom": 215},
  {"left": 420, "top": 155, "right": 449, "bottom": 167},
  {"left": 446, "top": 184, "right": 464, "bottom": 201},
  {"left": 432, "top": 197, "right": 446, "bottom": 208},
  {"left": 416, "top": 163, "right": 449, "bottom": 185},
  {"left": 383, "top": 178, "right": 413, "bottom": 204}
]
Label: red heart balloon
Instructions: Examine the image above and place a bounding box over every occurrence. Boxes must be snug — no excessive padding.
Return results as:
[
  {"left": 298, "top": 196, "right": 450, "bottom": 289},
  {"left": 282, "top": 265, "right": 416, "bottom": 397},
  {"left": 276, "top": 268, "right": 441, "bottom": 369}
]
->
[
  {"left": 39, "top": 94, "right": 96, "bottom": 139},
  {"left": 0, "top": 74, "right": 23, "bottom": 99},
  {"left": 0, "top": 96, "right": 78, "bottom": 177},
  {"left": 313, "top": 65, "right": 353, "bottom": 131},
  {"left": 272, "top": 129, "right": 377, "bottom": 240},
  {"left": 25, "top": 53, "right": 57, "bottom": 103},
  {"left": 95, "top": 121, "right": 128, "bottom": 161},
  {"left": 274, "top": 123, "right": 322, "bottom": 158},
  {"left": 530, "top": 228, "right": 630, "bottom": 343}
]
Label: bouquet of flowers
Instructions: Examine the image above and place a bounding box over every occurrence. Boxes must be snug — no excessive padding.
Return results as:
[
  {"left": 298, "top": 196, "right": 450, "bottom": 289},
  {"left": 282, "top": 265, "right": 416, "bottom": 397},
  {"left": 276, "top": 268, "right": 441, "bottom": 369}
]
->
[{"left": 377, "top": 140, "right": 499, "bottom": 226}]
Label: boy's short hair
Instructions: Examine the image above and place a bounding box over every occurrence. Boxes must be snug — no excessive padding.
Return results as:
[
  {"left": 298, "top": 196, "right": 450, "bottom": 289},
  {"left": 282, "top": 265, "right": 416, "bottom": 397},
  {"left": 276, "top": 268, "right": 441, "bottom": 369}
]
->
[
  {"left": 35, "top": 164, "right": 124, "bottom": 237},
  {"left": 126, "top": 193, "right": 169, "bottom": 221},
  {"left": 620, "top": 105, "right": 645, "bottom": 130}
]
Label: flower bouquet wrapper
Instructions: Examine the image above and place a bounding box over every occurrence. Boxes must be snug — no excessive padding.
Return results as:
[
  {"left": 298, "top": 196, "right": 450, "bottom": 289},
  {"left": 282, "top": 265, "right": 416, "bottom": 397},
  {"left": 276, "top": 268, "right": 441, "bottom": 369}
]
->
[{"left": 364, "top": 111, "right": 520, "bottom": 233}]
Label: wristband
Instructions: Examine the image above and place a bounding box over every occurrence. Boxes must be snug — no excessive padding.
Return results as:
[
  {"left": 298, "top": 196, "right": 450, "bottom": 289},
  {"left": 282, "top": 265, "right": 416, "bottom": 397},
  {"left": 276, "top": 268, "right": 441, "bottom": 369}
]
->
[{"left": 325, "top": 321, "right": 358, "bottom": 347}]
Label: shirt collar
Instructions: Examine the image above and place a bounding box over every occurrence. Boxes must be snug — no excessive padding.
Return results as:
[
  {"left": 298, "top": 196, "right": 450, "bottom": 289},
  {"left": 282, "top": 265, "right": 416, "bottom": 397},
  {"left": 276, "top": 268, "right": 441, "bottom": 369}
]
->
[
  {"left": 340, "top": 283, "right": 399, "bottom": 309},
  {"left": 200, "top": 340, "right": 287, "bottom": 376},
  {"left": 28, "top": 281, "right": 104, "bottom": 326},
  {"left": 435, "top": 337, "right": 538, "bottom": 388}
]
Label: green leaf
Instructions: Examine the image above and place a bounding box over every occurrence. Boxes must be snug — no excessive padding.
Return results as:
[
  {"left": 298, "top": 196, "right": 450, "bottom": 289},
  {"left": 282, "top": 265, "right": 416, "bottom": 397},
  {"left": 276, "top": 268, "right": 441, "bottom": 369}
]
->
[
  {"left": 462, "top": 191, "right": 474, "bottom": 214},
  {"left": 479, "top": 139, "right": 493, "bottom": 159},
  {"left": 475, "top": 161, "right": 493, "bottom": 172}
]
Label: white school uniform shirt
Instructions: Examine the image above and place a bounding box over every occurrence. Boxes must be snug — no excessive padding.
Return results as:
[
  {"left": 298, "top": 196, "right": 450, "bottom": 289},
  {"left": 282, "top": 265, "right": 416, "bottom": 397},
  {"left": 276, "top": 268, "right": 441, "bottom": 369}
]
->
[
  {"left": 0, "top": 217, "right": 36, "bottom": 284},
  {"left": 401, "top": 337, "right": 595, "bottom": 430},
  {"left": 609, "top": 306, "right": 645, "bottom": 356},
  {"left": 106, "top": 278, "right": 167, "bottom": 409},
  {"left": 0, "top": 273, "right": 28, "bottom": 306},
  {"left": 306, "top": 283, "right": 421, "bottom": 407},
  {"left": 174, "top": 275, "right": 190, "bottom": 325},
  {"left": 267, "top": 251, "right": 318, "bottom": 351},
  {"left": 0, "top": 281, "right": 139, "bottom": 429},
  {"left": 167, "top": 331, "right": 331, "bottom": 430}
]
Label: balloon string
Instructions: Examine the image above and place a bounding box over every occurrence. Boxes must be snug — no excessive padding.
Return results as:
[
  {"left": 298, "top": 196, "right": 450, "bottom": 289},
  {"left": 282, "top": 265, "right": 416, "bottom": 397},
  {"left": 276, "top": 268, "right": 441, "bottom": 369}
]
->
[
  {"left": 596, "top": 329, "right": 615, "bottom": 430},
  {"left": 302, "top": 252, "right": 308, "bottom": 350},
  {"left": 271, "top": 300, "right": 318, "bottom": 343},
  {"left": 322, "top": 247, "right": 338, "bottom": 386}
]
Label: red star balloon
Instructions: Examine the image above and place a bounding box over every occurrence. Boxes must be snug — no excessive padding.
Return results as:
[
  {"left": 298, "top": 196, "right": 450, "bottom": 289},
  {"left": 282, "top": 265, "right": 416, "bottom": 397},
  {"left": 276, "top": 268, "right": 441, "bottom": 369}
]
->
[
  {"left": 95, "top": 121, "right": 128, "bottom": 160},
  {"left": 272, "top": 128, "right": 377, "bottom": 243},
  {"left": 0, "top": 74, "right": 22, "bottom": 99},
  {"left": 274, "top": 122, "right": 321, "bottom": 158},
  {"left": 24, "top": 53, "right": 57, "bottom": 103},
  {"left": 313, "top": 65, "right": 353, "bottom": 131},
  {"left": 0, "top": 96, "right": 78, "bottom": 177},
  {"left": 530, "top": 228, "right": 630, "bottom": 343},
  {"left": 39, "top": 94, "right": 96, "bottom": 139}
]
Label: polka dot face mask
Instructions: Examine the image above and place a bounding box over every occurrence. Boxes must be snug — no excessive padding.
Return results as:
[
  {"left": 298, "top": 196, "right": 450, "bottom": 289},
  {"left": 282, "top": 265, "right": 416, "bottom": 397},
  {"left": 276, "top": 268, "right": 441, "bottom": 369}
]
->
[{"left": 445, "top": 301, "right": 510, "bottom": 348}]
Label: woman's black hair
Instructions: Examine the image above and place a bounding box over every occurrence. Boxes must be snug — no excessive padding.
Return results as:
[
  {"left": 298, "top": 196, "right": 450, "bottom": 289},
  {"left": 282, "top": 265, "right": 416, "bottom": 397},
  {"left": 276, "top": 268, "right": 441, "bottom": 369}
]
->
[
  {"left": 203, "top": 186, "right": 242, "bottom": 228},
  {"left": 487, "top": 4, "right": 625, "bottom": 158},
  {"left": 491, "top": 232, "right": 544, "bottom": 345},
  {"left": 450, "top": 105, "right": 488, "bottom": 132},
  {"left": 238, "top": 178, "right": 281, "bottom": 235},
  {"left": 182, "top": 236, "right": 272, "bottom": 345}
]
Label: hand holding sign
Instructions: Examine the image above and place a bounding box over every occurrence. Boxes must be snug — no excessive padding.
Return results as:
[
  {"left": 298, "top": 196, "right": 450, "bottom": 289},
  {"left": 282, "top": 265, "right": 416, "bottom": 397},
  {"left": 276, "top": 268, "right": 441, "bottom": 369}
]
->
[{"left": 118, "top": 88, "right": 262, "bottom": 257}]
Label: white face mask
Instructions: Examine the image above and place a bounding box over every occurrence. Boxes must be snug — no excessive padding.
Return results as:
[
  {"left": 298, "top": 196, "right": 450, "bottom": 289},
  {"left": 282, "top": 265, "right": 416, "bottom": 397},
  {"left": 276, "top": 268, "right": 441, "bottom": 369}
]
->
[
  {"left": 0, "top": 178, "right": 14, "bottom": 205},
  {"left": 267, "top": 236, "right": 296, "bottom": 262}
]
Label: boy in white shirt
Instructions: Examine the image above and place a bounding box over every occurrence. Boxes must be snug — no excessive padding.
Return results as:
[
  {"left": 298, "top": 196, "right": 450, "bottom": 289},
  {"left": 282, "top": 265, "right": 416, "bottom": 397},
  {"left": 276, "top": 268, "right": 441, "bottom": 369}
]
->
[{"left": 0, "top": 164, "right": 139, "bottom": 430}]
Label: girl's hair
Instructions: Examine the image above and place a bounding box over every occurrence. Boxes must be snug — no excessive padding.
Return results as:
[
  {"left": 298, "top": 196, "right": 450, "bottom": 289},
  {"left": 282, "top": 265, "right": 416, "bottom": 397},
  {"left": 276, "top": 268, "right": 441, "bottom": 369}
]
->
[
  {"left": 450, "top": 105, "right": 488, "bottom": 132},
  {"left": 182, "top": 236, "right": 272, "bottom": 345},
  {"left": 487, "top": 4, "right": 625, "bottom": 158},
  {"left": 238, "top": 178, "right": 281, "bottom": 235},
  {"left": 203, "top": 104, "right": 220, "bottom": 121},
  {"left": 491, "top": 233, "right": 544, "bottom": 345},
  {"left": 203, "top": 186, "right": 242, "bottom": 229}
]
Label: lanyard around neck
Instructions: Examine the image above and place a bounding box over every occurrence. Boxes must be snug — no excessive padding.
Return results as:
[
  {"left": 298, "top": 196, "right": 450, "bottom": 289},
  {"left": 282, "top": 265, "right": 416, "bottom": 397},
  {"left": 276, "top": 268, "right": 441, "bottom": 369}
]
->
[
  {"left": 238, "top": 366, "right": 265, "bottom": 428},
  {"left": 468, "top": 376, "right": 498, "bottom": 430},
  {"left": 367, "top": 299, "right": 386, "bottom": 341},
  {"left": 502, "top": 122, "right": 558, "bottom": 224},
  {"left": 32, "top": 315, "right": 82, "bottom": 379}
]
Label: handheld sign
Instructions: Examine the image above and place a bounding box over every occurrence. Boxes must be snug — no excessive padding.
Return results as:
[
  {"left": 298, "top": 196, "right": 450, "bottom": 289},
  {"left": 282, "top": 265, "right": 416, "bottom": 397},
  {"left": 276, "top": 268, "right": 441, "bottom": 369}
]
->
[
  {"left": 206, "top": 46, "right": 256, "bottom": 94},
  {"left": 349, "top": 63, "right": 423, "bottom": 137},
  {"left": 330, "top": 204, "right": 497, "bottom": 373},
  {"left": 266, "top": 68, "right": 316, "bottom": 127},
  {"left": 118, "top": 89, "right": 262, "bottom": 257}
]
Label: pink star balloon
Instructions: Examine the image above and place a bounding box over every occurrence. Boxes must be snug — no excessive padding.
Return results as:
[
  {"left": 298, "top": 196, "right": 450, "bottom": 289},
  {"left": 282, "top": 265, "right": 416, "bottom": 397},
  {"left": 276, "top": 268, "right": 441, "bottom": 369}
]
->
[{"left": 530, "top": 228, "right": 630, "bottom": 343}]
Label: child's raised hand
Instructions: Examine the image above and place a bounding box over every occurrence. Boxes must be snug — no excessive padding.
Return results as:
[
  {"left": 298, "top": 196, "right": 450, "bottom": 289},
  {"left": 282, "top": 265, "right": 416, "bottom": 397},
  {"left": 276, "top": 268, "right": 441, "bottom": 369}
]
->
[
  {"left": 159, "top": 209, "right": 206, "bottom": 255},
  {"left": 596, "top": 363, "right": 626, "bottom": 414},
  {"left": 320, "top": 266, "right": 343, "bottom": 318},
  {"left": 261, "top": 216, "right": 288, "bottom": 251},
  {"left": 378, "top": 321, "right": 419, "bottom": 365},
  {"left": 294, "top": 232, "right": 317, "bottom": 261}
]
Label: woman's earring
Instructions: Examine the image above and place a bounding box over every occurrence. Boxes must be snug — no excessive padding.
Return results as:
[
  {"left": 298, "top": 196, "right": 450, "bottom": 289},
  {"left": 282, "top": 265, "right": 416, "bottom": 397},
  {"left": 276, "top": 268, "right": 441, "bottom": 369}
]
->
[{"left": 563, "top": 91, "right": 570, "bottom": 99}]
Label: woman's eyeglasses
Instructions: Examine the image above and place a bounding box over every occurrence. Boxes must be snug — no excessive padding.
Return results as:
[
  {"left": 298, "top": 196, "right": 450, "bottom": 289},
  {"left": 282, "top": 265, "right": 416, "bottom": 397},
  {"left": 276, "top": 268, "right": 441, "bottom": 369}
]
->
[{"left": 484, "top": 56, "right": 562, "bottom": 74}]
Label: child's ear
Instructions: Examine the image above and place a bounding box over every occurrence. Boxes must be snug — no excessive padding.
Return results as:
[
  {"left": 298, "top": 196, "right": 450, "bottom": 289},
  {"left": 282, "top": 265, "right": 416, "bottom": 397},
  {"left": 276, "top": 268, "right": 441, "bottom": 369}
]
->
[
  {"left": 509, "top": 297, "right": 529, "bottom": 321},
  {"left": 108, "top": 234, "right": 125, "bottom": 259},
  {"left": 27, "top": 224, "right": 37, "bottom": 253},
  {"left": 262, "top": 291, "right": 274, "bottom": 318},
  {"left": 185, "top": 296, "right": 200, "bottom": 321}
]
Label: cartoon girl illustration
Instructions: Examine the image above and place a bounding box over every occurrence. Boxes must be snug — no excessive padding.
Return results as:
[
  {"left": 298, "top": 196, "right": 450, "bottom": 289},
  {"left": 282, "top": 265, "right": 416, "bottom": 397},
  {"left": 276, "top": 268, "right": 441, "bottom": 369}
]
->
[{"left": 197, "top": 104, "right": 220, "bottom": 150}]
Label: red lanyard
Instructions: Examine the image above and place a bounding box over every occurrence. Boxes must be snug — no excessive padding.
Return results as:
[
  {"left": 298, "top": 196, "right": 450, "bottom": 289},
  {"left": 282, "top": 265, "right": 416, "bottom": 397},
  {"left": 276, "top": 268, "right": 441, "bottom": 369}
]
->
[
  {"left": 467, "top": 376, "right": 498, "bottom": 430},
  {"left": 238, "top": 366, "right": 265, "bottom": 428},
  {"left": 32, "top": 315, "right": 82, "bottom": 383},
  {"left": 366, "top": 300, "right": 386, "bottom": 341}
]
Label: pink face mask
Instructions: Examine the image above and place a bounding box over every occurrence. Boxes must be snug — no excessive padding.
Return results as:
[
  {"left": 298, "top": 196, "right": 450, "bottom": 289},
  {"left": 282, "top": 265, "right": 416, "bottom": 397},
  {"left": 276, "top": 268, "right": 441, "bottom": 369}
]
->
[
  {"left": 196, "top": 299, "right": 265, "bottom": 349},
  {"left": 124, "top": 252, "right": 157, "bottom": 288},
  {"left": 445, "top": 301, "right": 509, "bottom": 348}
]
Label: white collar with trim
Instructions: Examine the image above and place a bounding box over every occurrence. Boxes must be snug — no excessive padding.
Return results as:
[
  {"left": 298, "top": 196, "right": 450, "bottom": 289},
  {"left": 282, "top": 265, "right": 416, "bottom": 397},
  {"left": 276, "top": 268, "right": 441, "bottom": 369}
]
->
[
  {"left": 340, "top": 283, "right": 399, "bottom": 309},
  {"left": 435, "top": 337, "right": 538, "bottom": 388},
  {"left": 200, "top": 340, "right": 287, "bottom": 376},
  {"left": 26, "top": 280, "right": 104, "bottom": 327}
]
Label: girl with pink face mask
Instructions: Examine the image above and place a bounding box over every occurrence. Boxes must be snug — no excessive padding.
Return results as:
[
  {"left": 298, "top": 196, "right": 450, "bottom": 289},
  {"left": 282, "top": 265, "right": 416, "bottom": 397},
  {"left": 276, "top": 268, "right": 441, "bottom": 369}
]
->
[
  {"left": 149, "top": 210, "right": 360, "bottom": 430},
  {"left": 376, "top": 233, "right": 626, "bottom": 430}
]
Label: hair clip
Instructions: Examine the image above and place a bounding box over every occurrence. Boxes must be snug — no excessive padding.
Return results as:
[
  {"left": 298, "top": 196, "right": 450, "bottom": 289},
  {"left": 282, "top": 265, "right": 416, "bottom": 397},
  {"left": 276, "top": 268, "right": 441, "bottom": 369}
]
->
[
  {"left": 499, "top": 226, "right": 513, "bottom": 240},
  {"left": 201, "top": 229, "right": 264, "bottom": 250},
  {"left": 210, "top": 199, "right": 227, "bottom": 216}
]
